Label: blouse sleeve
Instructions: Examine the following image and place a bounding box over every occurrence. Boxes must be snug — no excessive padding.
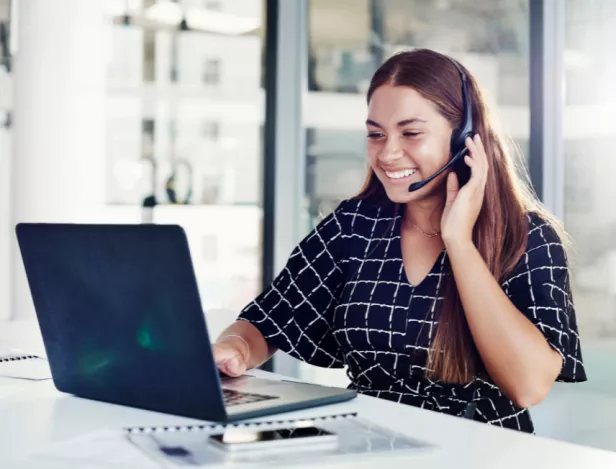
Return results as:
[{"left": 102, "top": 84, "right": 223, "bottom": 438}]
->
[
  {"left": 237, "top": 201, "right": 351, "bottom": 368},
  {"left": 502, "top": 214, "right": 587, "bottom": 383}
]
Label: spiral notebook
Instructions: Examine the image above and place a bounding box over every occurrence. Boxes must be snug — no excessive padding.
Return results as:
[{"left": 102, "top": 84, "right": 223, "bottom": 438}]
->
[
  {"left": 125, "top": 412, "right": 434, "bottom": 467},
  {"left": 0, "top": 349, "right": 52, "bottom": 380}
]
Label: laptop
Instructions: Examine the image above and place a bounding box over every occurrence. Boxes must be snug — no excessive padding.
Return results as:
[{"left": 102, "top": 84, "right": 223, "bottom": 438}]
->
[{"left": 15, "top": 223, "right": 356, "bottom": 422}]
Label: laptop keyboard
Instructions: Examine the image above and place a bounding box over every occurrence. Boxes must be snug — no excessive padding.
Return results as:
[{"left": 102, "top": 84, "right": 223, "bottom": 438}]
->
[{"left": 223, "top": 388, "right": 278, "bottom": 407}]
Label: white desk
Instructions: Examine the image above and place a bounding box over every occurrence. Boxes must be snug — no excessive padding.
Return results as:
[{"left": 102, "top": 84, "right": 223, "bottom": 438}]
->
[{"left": 2, "top": 321, "right": 616, "bottom": 468}]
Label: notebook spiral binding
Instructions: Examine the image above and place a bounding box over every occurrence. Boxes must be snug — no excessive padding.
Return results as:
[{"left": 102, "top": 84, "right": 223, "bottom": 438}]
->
[
  {"left": 0, "top": 354, "right": 40, "bottom": 363},
  {"left": 124, "top": 412, "right": 358, "bottom": 434}
]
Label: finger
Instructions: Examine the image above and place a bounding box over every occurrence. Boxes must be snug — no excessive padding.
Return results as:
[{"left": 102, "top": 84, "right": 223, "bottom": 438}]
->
[
  {"left": 464, "top": 151, "right": 481, "bottom": 178},
  {"left": 464, "top": 154, "right": 475, "bottom": 167},
  {"left": 466, "top": 135, "right": 483, "bottom": 165},
  {"left": 222, "top": 357, "right": 246, "bottom": 377},
  {"left": 464, "top": 155, "right": 484, "bottom": 192},
  {"left": 445, "top": 171, "right": 459, "bottom": 206},
  {"left": 477, "top": 134, "right": 489, "bottom": 178},
  {"left": 466, "top": 136, "right": 487, "bottom": 185},
  {"left": 465, "top": 136, "right": 476, "bottom": 156},
  {"left": 474, "top": 134, "right": 489, "bottom": 175},
  {"left": 219, "top": 353, "right": 247, "bottom": 376},
  {"left": 471, "top": 134, "right": 487, "bottom": 167},
  {"left": 213, "top": 344, "right": 239, "bottom": 364},
  {"left": 212, "top": 344, "right": 228, "bottom": 363},
  {"left": 474, "top": 133, "right": 485, "bottom": 155},
  {"left": 215, "top": 354, "right": 236, "bottom": 368}
]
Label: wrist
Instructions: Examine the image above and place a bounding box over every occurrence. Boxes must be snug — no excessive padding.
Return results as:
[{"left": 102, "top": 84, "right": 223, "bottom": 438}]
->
[{"left": 443, "top": 236, "right": 476, "bottom": 255}]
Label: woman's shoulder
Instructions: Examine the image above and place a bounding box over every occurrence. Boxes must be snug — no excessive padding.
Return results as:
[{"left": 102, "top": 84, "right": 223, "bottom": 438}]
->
[
  {"left": 511, "top": 211, "right": 571, "bottom": 277},
  {"left": 502, "top": 211, "right": 571, "bottom": 286},
  {"left": 524, "top": 211, "right": 567, "bottom": 250}
]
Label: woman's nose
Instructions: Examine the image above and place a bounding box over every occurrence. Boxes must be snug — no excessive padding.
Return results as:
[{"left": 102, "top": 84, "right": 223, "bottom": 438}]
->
[{"left": 378, "top": 137, "right": 404, "bottom": 163}]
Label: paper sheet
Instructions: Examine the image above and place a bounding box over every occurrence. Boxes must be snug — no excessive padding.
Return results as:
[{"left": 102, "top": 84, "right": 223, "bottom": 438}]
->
[
  {"left": 0, "top": 350, "right": 52, "bottom": 380},
  {"left": 127, "top": 414, "right": 433, "bottom": 467}
]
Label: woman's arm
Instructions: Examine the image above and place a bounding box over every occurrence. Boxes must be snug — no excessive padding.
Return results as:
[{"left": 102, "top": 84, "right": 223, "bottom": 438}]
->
[
  {"left": 213, "top": 199, "right": 354, "bottom": 376},
  {"left": 445, "top": 239, "right": 562, "bottom": 408},
  {"left": 231, "top": 201, "right": 352, "bottom": 370},
  {"left": 440, "top": 135, "right": 566, "bottom": 407}
]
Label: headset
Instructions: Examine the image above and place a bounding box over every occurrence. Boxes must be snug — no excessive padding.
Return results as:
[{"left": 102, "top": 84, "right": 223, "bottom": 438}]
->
[{"left": 408, "top": 56, "right": 474, "bottom": 192}]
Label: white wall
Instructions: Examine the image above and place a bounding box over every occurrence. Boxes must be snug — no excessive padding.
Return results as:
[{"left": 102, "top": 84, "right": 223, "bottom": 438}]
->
[
  {"left": 0, "top": 112, "right": 10, "bottom": 320},
  {"left": 1, "top": 55, "right": 13, "bottom": 321},
  {"left": 10, "top": 0, "right": 109, "bottom": 320}
]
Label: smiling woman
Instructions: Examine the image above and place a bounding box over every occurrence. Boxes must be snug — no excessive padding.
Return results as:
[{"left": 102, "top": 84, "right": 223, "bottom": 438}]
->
[{"left": 214, "top": 48, "right": 587, "bottom": 435}]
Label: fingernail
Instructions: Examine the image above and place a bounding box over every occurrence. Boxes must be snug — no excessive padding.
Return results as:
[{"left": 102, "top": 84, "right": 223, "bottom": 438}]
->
[{"left": 228, "top": 357, "right": 239, "bottom": 374}]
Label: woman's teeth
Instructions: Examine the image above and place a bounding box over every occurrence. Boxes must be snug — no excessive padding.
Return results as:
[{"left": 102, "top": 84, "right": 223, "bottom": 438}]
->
[{"left": 385, "top": 169, "right": 416, "bottom": 179}]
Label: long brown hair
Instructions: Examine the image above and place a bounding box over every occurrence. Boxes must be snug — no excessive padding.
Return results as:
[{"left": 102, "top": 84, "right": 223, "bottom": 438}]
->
[{"left": 356, "top": 49, "right": 567, "bottom": 384}]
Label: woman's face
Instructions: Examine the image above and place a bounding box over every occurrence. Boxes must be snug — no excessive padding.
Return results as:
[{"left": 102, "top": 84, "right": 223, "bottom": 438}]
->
[{"left": 366, "top": 84, "right": 453, "bottom": 204}]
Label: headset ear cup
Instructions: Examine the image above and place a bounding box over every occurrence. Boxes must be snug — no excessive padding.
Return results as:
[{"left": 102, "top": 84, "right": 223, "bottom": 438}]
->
[
  {"left": 450, "top": 129, "right": 473, "bottom": 160},
  {"left": 449, "top": 129, "right": 463, "bottom": 158},
  {"left": 460, "top": 131, "right": 473, "bottom": 150}
]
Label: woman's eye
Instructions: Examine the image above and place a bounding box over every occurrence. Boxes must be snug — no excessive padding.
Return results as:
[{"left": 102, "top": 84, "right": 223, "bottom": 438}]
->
[
  {"left": 403, "top": 131, "right": 421, "bottom": 138},
  {"left": 366, "top": 132, "right": 384, "bottom": 140}
]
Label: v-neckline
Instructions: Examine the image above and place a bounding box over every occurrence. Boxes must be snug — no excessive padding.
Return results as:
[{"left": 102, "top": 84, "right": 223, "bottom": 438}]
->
[{"left": 394, "top": 214, "right": 446, "bottom": 289}]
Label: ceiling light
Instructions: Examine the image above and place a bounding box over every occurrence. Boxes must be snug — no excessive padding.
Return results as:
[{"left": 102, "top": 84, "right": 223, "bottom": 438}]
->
[
  {"left": 144, "top": 0, "right": 182, "bottom": 26},
  {"left": 186, "top": 7, "right": 260, "bottom": 35}
]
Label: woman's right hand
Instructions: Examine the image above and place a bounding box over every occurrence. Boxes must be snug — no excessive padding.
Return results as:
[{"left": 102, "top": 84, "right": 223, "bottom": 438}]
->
[{"left": 212, "top": 336, "right": 250, "bottom": 377}]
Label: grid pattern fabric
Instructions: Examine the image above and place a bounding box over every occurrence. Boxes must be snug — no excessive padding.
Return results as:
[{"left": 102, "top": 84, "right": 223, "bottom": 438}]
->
[{"left": 238, "top": 199, "right": 586, "bottom": 433}]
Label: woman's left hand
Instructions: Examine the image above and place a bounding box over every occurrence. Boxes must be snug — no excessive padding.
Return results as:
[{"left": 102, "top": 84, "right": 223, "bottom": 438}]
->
[{"left": 440, "top": 134, "right": 488, "bottom": 247}]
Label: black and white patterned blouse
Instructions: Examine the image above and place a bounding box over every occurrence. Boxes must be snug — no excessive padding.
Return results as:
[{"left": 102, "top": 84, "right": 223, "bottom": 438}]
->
[{"left": 238, "top": 198, "right": 587, "bottom": 433}]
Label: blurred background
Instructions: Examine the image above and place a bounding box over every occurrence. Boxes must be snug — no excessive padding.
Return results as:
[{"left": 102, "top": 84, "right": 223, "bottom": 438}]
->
[{"left": 1, "top": 0, "right": 615, "bottom": 451}]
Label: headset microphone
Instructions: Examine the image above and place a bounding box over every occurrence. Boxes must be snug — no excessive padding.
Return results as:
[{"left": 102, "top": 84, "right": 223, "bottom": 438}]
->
[
  {"left": 408, "top": 56, "right": 474, "bottom": 193},
  {"left": 408, "top": 147, "right": 468, "bottom": 192}
]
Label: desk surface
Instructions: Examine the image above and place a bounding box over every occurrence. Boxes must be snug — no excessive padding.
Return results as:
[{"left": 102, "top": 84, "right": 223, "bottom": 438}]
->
[{"left": 2, "top": 320, "right": 616, "bottom": 468}]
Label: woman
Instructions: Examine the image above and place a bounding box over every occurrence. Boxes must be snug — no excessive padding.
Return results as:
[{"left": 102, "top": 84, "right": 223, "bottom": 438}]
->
[{"left": 213, "top": 49, "right": 586, "bottom": 433}]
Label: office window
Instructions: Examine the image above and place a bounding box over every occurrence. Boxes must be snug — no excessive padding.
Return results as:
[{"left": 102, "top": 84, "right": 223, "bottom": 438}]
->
[
  {"left": 205, "top": 0, "right": 222, "bottom": 11},
  {"left": 142, "top": 119, "right": 155, "bottom": 160},
  {"left": 564, "top": 147, "right": 594, "bottom": 214},
  {"left": 202, "top": 120, "right": 220, "bottom": 142},
  {"left": 142, "top": 0, "right": 157, "bottom": 82},
  {"left": 306, "top": 0, "right": 530, "bottom": 225},
  {"left": 203, "top": 58, "right": 221, "bottom": 85},
  {"left": 104, "top": 1, "right": 265, "bottom": 316},
  {"left": 564, "top": 0, "right": 616, "bottom": 340}
]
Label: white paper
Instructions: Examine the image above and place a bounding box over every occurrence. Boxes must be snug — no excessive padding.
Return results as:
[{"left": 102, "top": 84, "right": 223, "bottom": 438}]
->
[
  {"left": 127, "top": 414, "right": 433, "bottom": 468},
  {"left": 0, "top": 352, "right": 52, "bottom": 380},
  {"left": 10, "top": 430, "right": 162, "bottom": 469}
]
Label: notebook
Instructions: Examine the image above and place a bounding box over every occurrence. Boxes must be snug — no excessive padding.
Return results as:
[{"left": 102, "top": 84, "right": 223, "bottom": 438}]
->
[
  {"left": 0, "top": 349, "right": 52, "bottom": 380},
  {"left": 125, "top": 412, "right": 434, "bottom": 467}
]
